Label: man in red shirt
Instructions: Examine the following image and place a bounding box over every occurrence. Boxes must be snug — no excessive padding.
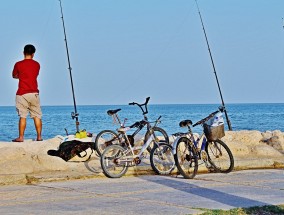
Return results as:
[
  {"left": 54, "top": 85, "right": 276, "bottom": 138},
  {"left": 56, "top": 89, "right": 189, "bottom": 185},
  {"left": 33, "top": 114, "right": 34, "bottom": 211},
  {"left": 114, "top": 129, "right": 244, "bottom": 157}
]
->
[{"left": 12, "top": 44, "right": 42, "bottom": 142}]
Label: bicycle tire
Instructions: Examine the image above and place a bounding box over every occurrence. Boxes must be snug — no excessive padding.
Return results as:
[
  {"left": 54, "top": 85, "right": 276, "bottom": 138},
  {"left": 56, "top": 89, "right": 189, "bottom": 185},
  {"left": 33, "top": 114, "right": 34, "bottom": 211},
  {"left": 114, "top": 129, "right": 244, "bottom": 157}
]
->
[
  {"left": 206, "top": 139, "right": 234, "bottom": 173},
  {"left": 145, "top": 127, "right": 169, "bottom": 153},
  {"left": 94, "top": 130, "right": 120, "bottom": 157},
  {"left": 150, "top": 143, "right": 175, "bottom": 175},
  {"left": 100, "top": 144, "right": 129, "bottom": 178},
  {"left": 174, "top": 137, "right": 198, "bottom": 179}
]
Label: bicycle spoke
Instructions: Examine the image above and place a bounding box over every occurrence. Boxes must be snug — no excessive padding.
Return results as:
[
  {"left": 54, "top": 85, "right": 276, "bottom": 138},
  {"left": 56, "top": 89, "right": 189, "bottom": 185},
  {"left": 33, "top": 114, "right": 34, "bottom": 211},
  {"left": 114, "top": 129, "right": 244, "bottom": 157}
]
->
[
  {"left": 150, "top": 143, "right": 175, "bottom": 175},
  {"left": 100, "top": 145, "right": 129, "bottom": 178},
  {"left": 206, "top": 140, "right": 234, "bottom": 173},
  {"left": 174, "top": 137, "right": 198, "bottom": 179}
]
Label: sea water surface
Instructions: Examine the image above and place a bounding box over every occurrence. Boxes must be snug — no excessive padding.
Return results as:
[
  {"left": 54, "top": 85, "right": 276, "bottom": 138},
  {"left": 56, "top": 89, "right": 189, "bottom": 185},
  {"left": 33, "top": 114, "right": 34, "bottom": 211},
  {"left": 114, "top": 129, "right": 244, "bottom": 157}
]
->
[{"left": 0, "top": 103, "right": 283, "bottom": 142}]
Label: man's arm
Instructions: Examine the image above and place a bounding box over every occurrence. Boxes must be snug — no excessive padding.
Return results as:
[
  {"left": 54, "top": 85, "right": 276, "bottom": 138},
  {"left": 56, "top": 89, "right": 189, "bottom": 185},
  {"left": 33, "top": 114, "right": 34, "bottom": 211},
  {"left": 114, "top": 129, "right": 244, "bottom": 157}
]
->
[{"left": 12, "top": 64, "right": 19, "bottom": 79}]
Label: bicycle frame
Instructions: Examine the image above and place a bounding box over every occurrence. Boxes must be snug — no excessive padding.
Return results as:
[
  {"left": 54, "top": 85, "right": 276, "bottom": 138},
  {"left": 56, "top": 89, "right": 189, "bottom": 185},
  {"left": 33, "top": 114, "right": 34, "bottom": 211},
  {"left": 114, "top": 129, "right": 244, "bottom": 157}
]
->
[
  {"left": 110, "top": 97, "right": 162, "bottom": 147},
  {"left": 172, "top": 121, "right": 209, "bottom": 151},
  {"left": 172, "top": 106, "right": 226, "bottom": 156},
  {"left": 173, "top": 124, "right": 210, "bottom": 150},
  {"left": 126, "top": 132, "right": 155, "bottom": 157},
  {"left": 119, "top": 119, "right": 160, "bottom": 154},
  {"left": 192, "top": 133, "right": 207, "bottom": 151},
  {"left": 112, "top": 130, "right": 160, "bottom": 168}
]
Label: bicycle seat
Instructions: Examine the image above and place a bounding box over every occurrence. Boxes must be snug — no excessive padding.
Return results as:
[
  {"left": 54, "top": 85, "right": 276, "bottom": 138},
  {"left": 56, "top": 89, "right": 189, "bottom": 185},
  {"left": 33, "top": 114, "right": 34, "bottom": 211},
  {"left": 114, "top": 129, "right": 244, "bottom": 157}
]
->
[
  {"left": 179, "top": 120, "right": 192, "bottom": 128},
  {"left": 107, "top": 108, "right": 121, "bottom": 116}
]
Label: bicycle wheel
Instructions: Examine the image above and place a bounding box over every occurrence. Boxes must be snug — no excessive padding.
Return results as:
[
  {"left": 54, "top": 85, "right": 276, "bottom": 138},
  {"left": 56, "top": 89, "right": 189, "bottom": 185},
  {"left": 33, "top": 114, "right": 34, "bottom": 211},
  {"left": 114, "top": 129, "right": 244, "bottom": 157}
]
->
[
  {"left": 206, "top": 139, "right": 234, "bottom": 173},
  {"left": 100, "top": 144, "right": 129, "bottom": 178},
  {"left": 174, "top": 137, "right": 198, "bottom": 179},
  {"left": 150, "top": 143, "right": 175, "bottom": 175},
  {"left": 145, "top": 127, "right": 169, "bottom": 153},
  {"left": 94, "top": 130, "right": 120, "bottom": 157}
]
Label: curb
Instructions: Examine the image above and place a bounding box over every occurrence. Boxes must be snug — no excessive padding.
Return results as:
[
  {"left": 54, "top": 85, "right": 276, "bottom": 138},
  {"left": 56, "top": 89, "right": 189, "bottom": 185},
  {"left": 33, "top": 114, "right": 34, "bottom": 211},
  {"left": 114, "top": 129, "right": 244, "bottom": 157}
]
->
[
  {"left": 0, "top": 174, "right": 27, "bottom": 186},
  {"left": 1, "top": 158, "right": 284, "bottom": 186}
]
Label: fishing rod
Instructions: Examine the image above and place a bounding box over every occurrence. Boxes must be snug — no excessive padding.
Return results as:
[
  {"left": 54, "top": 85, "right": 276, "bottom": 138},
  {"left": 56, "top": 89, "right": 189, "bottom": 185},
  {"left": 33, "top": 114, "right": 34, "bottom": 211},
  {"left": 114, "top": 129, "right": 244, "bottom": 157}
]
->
[
  {"left": 194, "top": 0, "right": 232, "bottom": 130},
  {"left": 58, "top": 0, "right": 80, "bottom": 132}
]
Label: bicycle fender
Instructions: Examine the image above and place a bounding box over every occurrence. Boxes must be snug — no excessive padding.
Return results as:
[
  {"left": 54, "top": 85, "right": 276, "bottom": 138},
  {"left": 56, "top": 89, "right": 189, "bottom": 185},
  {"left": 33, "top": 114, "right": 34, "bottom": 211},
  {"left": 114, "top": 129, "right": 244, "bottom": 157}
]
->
[{"left": 172, "top": 136, "right": 182, "bottom": 155}]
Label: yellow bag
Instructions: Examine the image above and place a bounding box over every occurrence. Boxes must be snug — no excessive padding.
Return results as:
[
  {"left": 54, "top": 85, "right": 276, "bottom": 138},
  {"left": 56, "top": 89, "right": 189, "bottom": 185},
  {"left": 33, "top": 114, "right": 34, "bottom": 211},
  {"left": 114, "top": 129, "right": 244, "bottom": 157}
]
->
[{"left": 75, "top": 130, "right": 87, "bottom": 139}]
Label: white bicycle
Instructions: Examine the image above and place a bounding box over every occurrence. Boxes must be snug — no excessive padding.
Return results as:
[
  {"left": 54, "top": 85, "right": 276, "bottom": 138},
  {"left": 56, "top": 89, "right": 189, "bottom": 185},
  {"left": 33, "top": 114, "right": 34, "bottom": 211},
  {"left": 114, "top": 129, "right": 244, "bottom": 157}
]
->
[{"left": 100, "top": 97, "right": 175, "bottom": 178}]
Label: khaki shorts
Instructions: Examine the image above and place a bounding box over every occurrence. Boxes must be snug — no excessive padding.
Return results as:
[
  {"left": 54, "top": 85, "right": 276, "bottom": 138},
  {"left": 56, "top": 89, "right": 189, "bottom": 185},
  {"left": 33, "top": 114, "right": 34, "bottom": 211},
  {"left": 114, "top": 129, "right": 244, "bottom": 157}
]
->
[{"left": 16, "top": 93, "right": 42, "bottom": 119}]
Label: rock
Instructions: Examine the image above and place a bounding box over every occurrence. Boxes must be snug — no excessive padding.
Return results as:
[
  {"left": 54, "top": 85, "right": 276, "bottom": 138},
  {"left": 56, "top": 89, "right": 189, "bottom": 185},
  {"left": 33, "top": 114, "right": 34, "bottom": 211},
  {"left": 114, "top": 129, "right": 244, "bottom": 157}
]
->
[
  {"left": 0, "top": 147, "right": 28, "bottom": 161},
  {"left": 250, "top": 144, "right": 283, "bottom": 157},
  {"left": 266, "top": 136, "right": 283, "bottom": 151},
  {"left": 260, "top": 130, "right": 284, "bottom": 153},
  {"left": 272, "top": 130, "right": 284, "bottom": 137},
  {"left": 261, "top": 131, "right": 273, "bottom": 141},
  {"left": 224, "top": 142, "right": 250, "bottom": 156},
  {"left": 223, "top": 130, "right": 263, "bottom": 146},
  {"left": 33, "top": 155, "right": 70, "bottom": 171}
]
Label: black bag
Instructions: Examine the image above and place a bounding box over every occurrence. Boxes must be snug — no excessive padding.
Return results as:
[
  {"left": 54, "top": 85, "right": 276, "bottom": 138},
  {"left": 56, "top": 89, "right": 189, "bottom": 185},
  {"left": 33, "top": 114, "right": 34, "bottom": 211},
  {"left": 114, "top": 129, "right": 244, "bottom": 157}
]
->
[{"left": 47, "top": 140, "right": 93, "bottom": 162}]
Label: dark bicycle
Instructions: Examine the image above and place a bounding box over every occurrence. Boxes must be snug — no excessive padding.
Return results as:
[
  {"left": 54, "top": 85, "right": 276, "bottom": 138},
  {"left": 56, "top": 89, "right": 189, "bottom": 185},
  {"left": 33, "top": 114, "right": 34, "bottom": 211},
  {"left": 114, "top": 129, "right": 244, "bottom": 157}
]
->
[{"left": 172, "top": 106, "right": 234, "bottom": 179}]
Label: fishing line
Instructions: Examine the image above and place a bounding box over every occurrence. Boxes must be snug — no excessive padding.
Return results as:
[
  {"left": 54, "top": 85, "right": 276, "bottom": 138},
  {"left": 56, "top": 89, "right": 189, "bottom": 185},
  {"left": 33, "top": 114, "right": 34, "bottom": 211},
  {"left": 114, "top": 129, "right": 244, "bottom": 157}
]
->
[
  {"left": 39, "top": 1, "right": 56, "bottom": 44},
  {"left": 194, "top": 0, "right": 232, "bottom": 130},
  {"left": 281, "top": 18, "right": 284, "bottom": 65}
]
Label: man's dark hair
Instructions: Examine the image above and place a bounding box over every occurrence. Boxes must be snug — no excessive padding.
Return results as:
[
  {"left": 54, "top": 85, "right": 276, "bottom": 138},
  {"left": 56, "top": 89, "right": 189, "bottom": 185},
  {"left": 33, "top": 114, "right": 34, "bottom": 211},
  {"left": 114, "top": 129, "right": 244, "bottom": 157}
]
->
[{"left": 24, "top": 44, "right": 36, "bottom": 55}]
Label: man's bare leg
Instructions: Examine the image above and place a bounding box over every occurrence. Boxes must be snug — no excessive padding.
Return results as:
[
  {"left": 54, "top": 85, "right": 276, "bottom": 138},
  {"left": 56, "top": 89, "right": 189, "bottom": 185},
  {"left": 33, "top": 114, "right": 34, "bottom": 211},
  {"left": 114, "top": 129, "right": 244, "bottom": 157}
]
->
[
  {"left": 12, "top": 117, "right": 26, "bottom": 142},
  {"left": 33, "top": 117, "right": 42, "bottom": 141}
]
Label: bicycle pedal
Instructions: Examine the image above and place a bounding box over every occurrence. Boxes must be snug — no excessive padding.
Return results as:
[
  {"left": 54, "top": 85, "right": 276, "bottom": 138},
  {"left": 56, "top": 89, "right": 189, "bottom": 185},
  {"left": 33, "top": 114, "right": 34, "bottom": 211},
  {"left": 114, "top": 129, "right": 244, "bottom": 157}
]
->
[
  {"left": 208, "top": 167, "right": 216, "bottom": 173},
  {"left": 134, "top": 157, "right": 141, "bottom": 165}
]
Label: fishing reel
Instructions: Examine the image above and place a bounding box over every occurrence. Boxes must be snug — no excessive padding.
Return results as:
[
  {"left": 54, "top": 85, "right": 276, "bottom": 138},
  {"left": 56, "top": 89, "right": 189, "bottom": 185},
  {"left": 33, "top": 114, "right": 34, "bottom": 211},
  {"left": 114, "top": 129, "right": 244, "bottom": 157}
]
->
[{"left": 71, "top": 112, "right": 79, "bottom": 120}]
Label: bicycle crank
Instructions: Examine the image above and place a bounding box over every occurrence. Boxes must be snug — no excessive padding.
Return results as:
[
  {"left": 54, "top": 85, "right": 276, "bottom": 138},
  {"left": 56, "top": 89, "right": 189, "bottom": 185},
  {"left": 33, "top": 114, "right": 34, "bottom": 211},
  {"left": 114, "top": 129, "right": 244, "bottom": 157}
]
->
[{"left": 134, "top": 157, "right": 141, "bottom": 165}]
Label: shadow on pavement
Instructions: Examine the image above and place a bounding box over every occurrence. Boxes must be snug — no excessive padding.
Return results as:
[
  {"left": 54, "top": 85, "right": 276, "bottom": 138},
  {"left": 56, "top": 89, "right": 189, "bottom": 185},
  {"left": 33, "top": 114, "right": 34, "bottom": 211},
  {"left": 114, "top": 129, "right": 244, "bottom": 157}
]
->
[{"left": 142, "top": 176, "right": 269, "bottom": 208}]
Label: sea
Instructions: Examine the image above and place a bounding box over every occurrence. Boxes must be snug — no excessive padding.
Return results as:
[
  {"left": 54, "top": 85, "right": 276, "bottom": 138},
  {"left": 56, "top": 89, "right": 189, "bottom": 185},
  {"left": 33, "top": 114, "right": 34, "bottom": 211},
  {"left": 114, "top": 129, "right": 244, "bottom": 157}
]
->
[{"left": 0, "top": 103, "right": 283, "bottom": 142}]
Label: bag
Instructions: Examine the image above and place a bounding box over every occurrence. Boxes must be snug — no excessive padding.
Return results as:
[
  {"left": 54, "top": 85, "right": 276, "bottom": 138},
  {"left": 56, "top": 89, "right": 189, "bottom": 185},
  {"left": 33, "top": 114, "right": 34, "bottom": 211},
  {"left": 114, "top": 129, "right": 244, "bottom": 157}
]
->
[{"left": 47, "top": 140, "right": 93, "bottom": 162}]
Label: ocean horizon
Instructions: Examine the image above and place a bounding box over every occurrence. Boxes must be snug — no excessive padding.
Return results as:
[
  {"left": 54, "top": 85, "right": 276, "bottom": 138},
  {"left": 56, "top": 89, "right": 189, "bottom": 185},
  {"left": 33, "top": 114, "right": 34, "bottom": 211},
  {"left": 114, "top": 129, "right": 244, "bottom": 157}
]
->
[{"left": 1, "top": 103, "right": 283, "bottom": 142}]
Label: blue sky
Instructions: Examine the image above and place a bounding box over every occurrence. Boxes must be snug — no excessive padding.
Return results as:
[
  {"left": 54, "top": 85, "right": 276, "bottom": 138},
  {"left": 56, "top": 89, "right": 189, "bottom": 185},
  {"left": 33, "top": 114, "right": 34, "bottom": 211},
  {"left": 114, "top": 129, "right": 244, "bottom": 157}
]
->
[{"left": 1, "top": 0, "right": 284, "bottom": 106}]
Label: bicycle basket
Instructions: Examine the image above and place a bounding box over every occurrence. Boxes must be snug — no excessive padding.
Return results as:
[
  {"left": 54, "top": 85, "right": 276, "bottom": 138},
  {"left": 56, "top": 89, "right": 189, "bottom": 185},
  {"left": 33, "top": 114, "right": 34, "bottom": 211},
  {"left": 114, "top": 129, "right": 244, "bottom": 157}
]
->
[{"left": 203, "top": 112, "right": 225, "bottom": 141}]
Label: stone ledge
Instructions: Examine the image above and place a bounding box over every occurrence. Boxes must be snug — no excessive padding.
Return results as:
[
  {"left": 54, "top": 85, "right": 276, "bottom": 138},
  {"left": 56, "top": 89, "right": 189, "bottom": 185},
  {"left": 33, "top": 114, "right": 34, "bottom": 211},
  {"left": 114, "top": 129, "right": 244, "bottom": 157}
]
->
[
  {"left": 0, "top": 174, "right": 27, "bottom": 186},
  {"left": 1, "top": 158, "right": 283, "bottom": 186},
  {"left": 0, "top": 130, "right": 283, "bottom": 186}
]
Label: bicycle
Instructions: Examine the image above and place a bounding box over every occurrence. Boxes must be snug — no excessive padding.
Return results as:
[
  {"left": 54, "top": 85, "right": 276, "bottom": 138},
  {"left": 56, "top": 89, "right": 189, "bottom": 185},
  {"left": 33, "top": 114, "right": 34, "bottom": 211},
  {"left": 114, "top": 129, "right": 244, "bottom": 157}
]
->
[
  {"left": 172, "top": 106, "right": 234, "bottom": 179},
  {"left": 100, "top": 97, "right": 175, "bottom": 178},
  {"left": 94, "top": 97, "right": 169, "bottom": 156}
]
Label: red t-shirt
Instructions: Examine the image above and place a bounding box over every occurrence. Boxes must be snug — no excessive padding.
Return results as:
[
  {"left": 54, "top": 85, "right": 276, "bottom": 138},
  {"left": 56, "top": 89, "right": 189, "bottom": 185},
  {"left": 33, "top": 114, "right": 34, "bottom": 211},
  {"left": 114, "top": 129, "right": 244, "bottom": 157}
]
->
[{"left": 12, "top": 59, "right": 40, "bottom": 95}]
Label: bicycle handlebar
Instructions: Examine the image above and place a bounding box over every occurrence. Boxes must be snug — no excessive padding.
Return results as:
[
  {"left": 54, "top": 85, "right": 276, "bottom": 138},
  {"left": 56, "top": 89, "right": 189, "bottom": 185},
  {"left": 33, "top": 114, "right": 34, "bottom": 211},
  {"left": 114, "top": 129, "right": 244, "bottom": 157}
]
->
[
  {"left": 129, "top": 97, "right": 150, "bottom": 106},
  {"left": 128, "top": 97, "right": 150, "bottom": 115},
  {"left": 192, "top": 106, "right": 225, "bottom": 127}
]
